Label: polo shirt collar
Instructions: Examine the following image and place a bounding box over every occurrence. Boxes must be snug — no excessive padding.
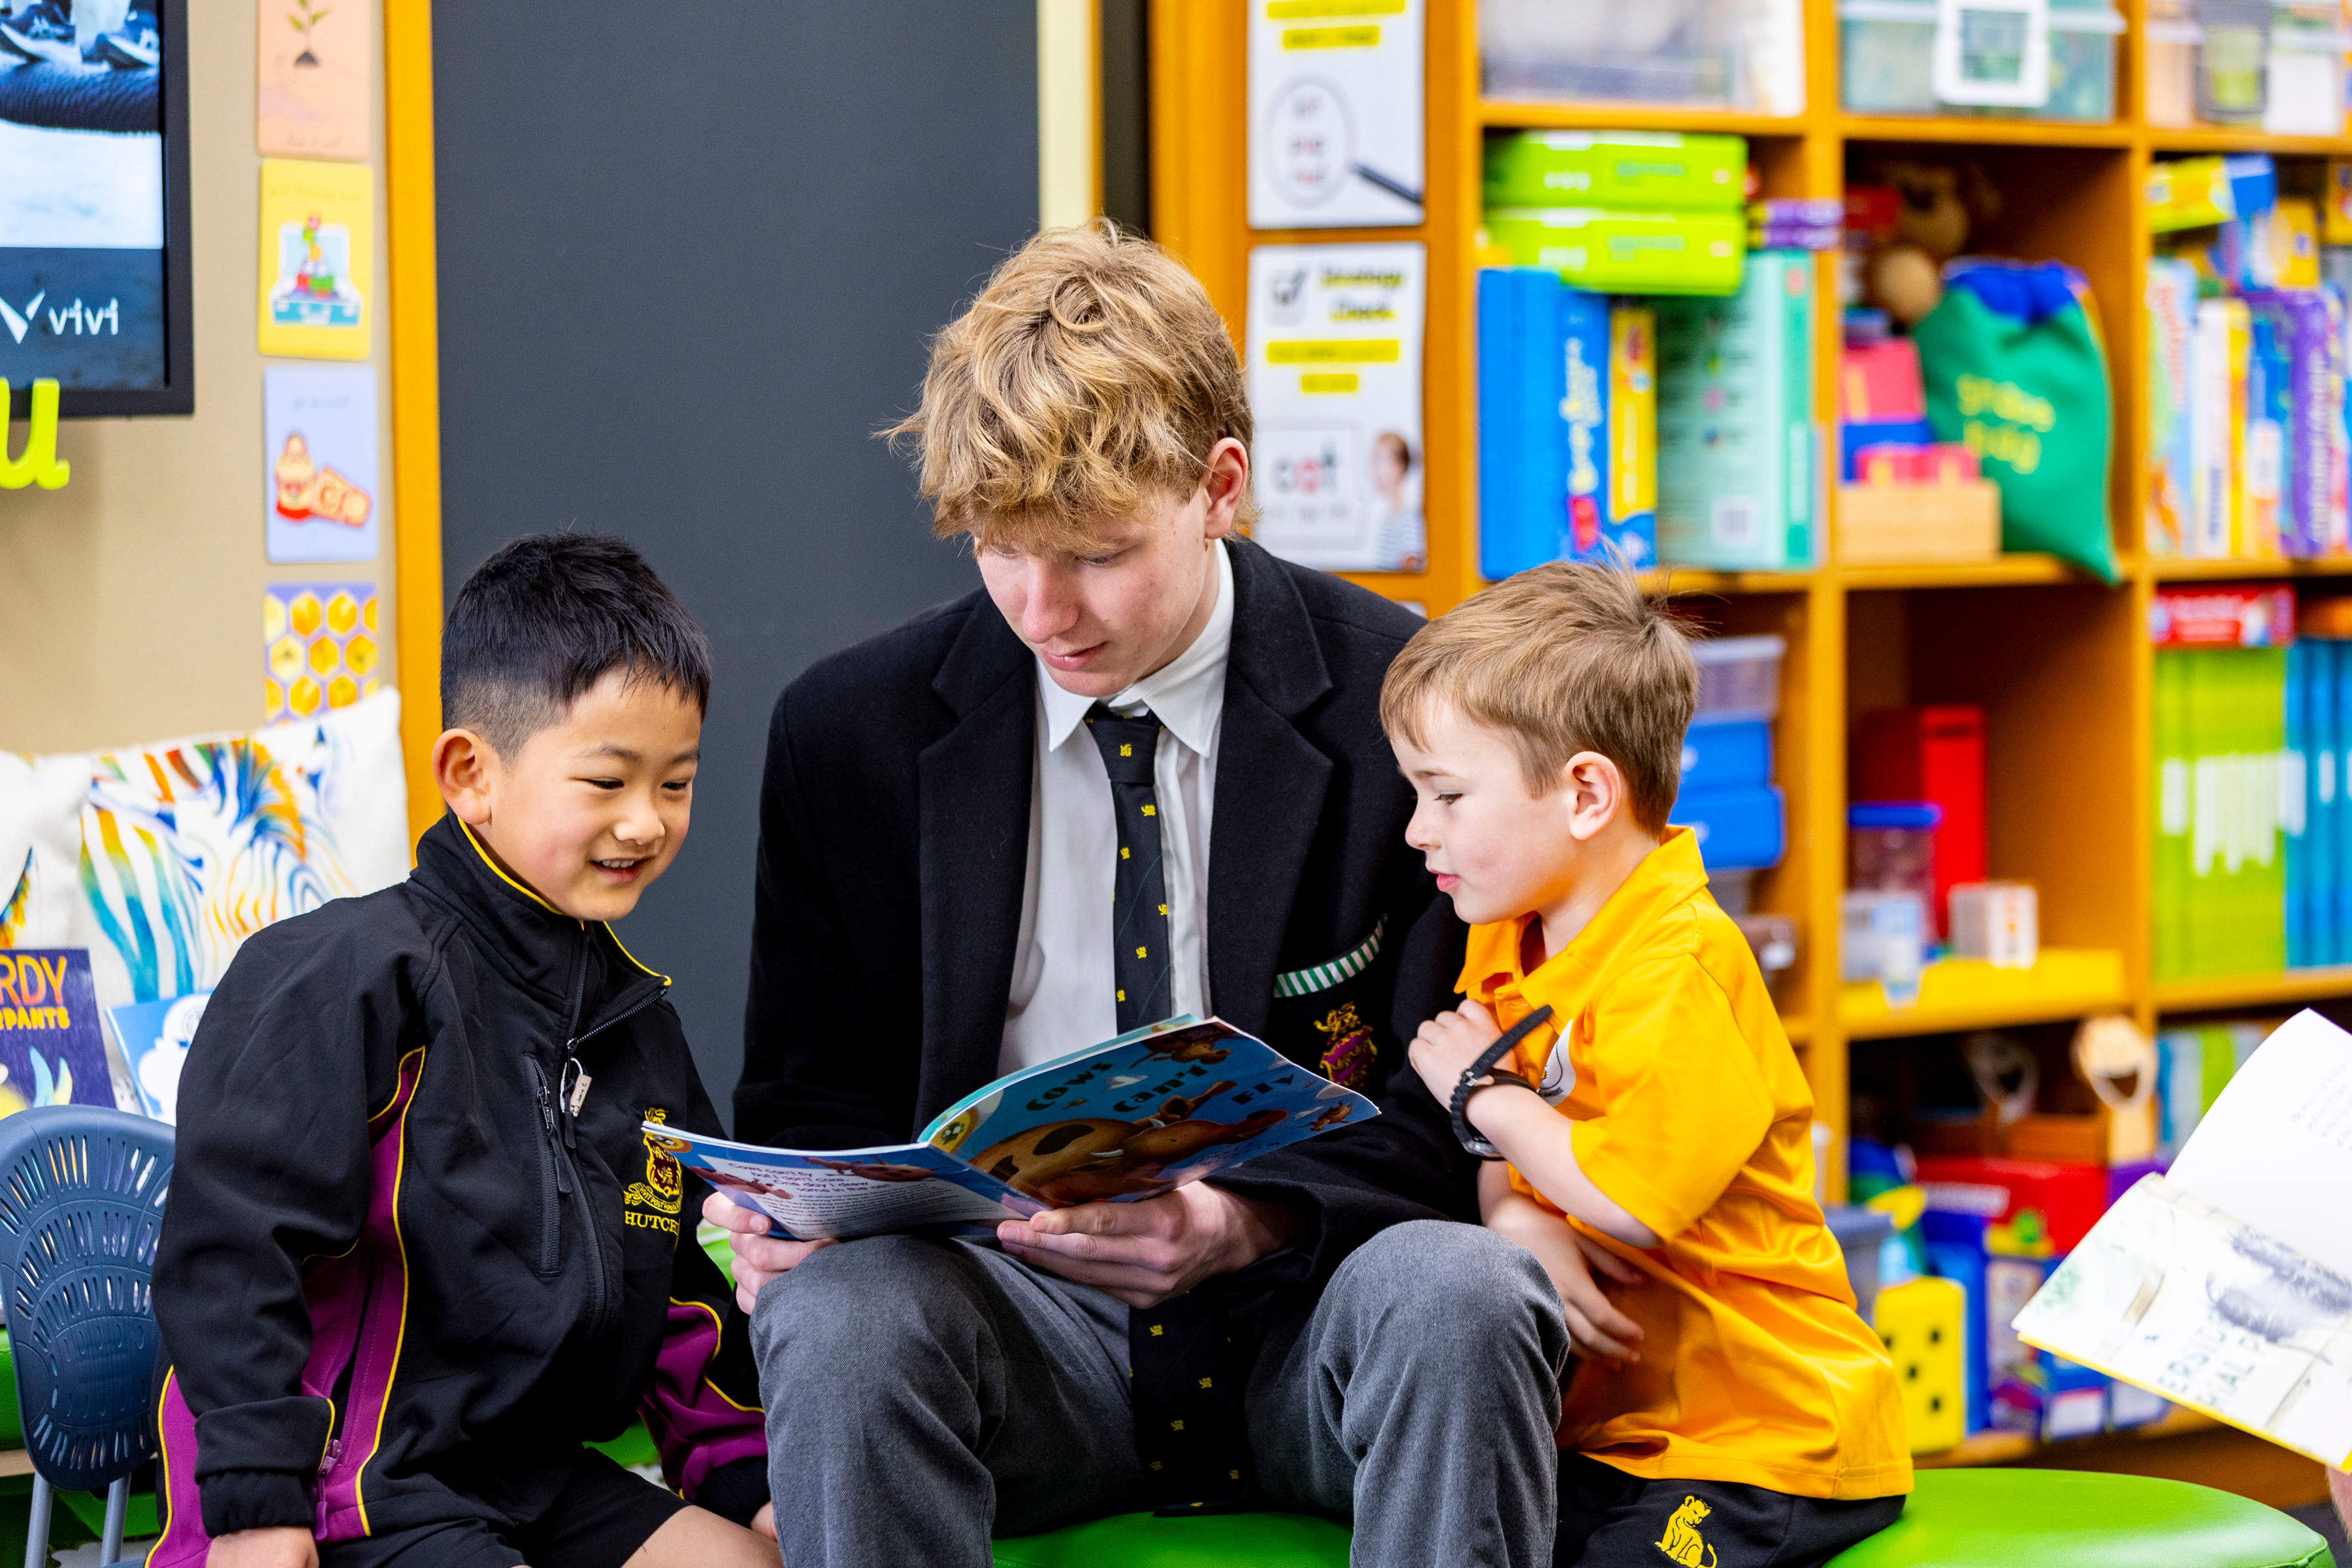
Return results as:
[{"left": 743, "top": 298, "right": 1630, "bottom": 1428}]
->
[
  {"left": 1459, "top": 826, "right": 1712, "bottom": 1017},
  {"left": 1039, "top": 538, "right": 1235, "bottom": 755}
]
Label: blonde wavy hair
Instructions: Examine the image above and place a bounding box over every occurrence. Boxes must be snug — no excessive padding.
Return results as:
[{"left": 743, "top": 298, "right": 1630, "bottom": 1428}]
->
[
  {"left": 1380, "top": 563, "right": 1699, "bottom": 834},
  {"left": 885, "top": 221, "right": 1256, "bottom": 551}
]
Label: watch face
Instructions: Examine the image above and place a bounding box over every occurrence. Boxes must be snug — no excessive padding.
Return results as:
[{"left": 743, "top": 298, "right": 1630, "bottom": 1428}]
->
[{"left": 1537, "top": 1039, "right": 1575, "bottom": 1105}]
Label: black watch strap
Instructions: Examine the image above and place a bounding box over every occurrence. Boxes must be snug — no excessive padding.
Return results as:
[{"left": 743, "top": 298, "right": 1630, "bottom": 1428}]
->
[{"left": 1450, "top": 1004, "right": 1556, "bottom": 1160}]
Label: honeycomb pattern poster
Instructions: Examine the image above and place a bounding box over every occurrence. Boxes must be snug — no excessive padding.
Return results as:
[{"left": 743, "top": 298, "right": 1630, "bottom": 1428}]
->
[{"left": 265, "top": 582, "right": 381, "bottom": 721}]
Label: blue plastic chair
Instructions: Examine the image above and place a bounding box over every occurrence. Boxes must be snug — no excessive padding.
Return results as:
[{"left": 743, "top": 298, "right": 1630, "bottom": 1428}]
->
[{"left": 0, "top": 1107, "right": 173, "bottom": 1568}]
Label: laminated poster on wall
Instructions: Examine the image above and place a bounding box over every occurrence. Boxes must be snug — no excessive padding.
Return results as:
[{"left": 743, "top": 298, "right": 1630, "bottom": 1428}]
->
[
  {"left": 258, "top": 0, "right": 372, "bottom": 161},
  {"left": 265, "top": 365, "right": 379, "bottom": 563},
  {"left": 1245, "top": 242, "right": 1426, "bottom": 573},
  {"left": 1247, "top": 0, "right": 1423, "bottom": 230},
  {"left": 265, "top": 581, "right": 380, "bottom": 722},
  {"left": 256, "top": 157, "right": 371, "bottom": 360},
  {"left": 0, "top": 949, "right": 119, "bottom": 1120}
]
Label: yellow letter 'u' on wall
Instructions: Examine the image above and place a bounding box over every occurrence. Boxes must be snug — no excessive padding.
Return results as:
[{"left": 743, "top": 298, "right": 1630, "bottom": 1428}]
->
[{"left": 0, "top": 379, "right": 72, "bottom": 490}]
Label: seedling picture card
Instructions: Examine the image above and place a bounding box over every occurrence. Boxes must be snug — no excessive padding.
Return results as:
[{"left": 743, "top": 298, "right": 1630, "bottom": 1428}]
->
[
  {"left": 257, "top": 158, "right": 372, "bottom": 359},
  {"left": 265, "top": 365, "right": 379, "bottom": 563},
  {"left": 259, "top": 0, "right": 372, "bottom": 161}
]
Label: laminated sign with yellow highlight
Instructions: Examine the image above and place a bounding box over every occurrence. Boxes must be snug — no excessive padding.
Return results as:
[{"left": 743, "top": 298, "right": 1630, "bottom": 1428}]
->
[
  {"left": 265, "top": 581, "right": 380, "bottom": 721},
  {"left": 1245, "top": 242, "right": 1426, "bottom": 573},
  {"left": 1247, "top": 0, "right": 1423, "bottom": 228},
  {"left": 257, "top": 158, "right": 372, "bottom": 359}
]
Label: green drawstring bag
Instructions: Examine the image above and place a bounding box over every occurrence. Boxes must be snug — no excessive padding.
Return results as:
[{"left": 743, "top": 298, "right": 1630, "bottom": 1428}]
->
[{"left": 1910, "top": 261, "right": 2119, "bottom": 582}]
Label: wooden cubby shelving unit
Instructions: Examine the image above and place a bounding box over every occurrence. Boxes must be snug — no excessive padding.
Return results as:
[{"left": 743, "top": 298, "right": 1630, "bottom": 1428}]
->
[{"left": 1150, "top": 0, "right": 2352, "bottom": 1503}]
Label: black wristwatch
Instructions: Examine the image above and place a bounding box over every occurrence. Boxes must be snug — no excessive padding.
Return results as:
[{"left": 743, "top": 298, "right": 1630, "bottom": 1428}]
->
[{"left": 1449, "top": 1004, "right": 1555, "bottom": 1160}]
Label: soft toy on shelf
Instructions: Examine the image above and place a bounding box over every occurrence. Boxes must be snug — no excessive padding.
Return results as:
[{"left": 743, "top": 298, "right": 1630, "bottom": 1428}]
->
[{"left": 1848, "top": 159, "right": 2002, "bottom": 327}]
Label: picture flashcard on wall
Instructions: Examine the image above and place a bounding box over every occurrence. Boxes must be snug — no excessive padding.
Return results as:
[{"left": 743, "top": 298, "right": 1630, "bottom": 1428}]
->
[
  {"left": 105, "top": 990, "right": 206, "bottom": 1122},
  {"left": 265, "top": 365, "right": 379, "bottom": 563},
  {"left": 1247, "top": 0, "right": 1424, "bottom": 230},
  {"left": 259, "top": 0, "right": 372, "bottom": 161},
  {"left": 265, "top": 581, "right": 380, "bottom": 721},
  {"left": 1245, "top": 241, "right": 1427, "bottom": 573},
  {"left": 0, "top": 949, "right": 118, "bottom": 1120},
  {"left": 256, "top": 158, "right": 371, "bottom": 359}
]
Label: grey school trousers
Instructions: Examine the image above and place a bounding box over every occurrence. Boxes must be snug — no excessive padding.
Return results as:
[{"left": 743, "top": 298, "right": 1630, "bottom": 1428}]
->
[{"left": 748, "top": 1218, "right": 1569, "bottom": 1568}]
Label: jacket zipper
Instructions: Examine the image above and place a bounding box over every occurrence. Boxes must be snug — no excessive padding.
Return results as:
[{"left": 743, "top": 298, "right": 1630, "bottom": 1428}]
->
[
  {"left": 527, "top": 1056, "right": 568, "bottom": 1276},
  {"left": 317, "top": 1255, "right": 376, "bottom": 1478},
  {"left": 540, "top": 927, "right": 670, "bottom": 1340}
]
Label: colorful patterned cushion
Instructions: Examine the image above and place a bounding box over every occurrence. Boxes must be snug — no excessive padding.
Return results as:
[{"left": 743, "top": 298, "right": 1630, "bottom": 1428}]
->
[{"left": 0, "top": 691, "right": 409, "bottom": 1107}]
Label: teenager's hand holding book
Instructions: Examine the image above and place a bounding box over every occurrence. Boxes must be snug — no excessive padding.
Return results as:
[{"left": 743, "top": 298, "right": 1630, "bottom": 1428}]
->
[
  {"left": 998, "top": 1179, "right": 1303, "bottom": 1308},
  {"left": 702, "top": 1192, "right": 836, "bottom": 1314}
]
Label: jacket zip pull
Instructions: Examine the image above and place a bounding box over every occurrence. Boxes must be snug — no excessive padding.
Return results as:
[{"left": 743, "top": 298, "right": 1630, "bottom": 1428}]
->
[
  {"left": 558, "top": 1053, "right": 583, "bottom": 1150},
  {"left": 318, "top": 1437, "right": 343, "bottom": 1477},
  {"left": 531, "top": 1061, "right": 571, "bottom": 1195}
]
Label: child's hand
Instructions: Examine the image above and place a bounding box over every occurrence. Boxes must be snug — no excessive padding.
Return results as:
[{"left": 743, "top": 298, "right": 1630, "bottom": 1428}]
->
[
  {"left": 1490, "top": 1207, "right": 1647, "bottom": 1367},
  {"left": 1407, "top": 1000, "right": 1505, "bottom": 1103},
  {"left": 206, "top": 1527, "right": 316, "bottom": 1568}
]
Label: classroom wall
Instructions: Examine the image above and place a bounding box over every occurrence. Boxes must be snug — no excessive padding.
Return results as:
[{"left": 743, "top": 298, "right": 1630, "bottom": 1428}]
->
[
  {"left": 0, "top": 0, "right": 399, "bottom": 755},
  {"left": 430, "top": 3, "right": 1041, "bottom": 1115}
]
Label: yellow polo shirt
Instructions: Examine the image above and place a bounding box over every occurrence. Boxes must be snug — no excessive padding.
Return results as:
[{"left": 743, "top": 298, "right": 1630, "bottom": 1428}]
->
[{"left": 1461, "top": 828, "right": 1910, "bottom": 1501}]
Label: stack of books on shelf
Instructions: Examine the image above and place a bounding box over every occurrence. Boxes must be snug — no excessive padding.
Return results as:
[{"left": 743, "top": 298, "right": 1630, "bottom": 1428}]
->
[
  {"left": 1477, "top": 132, "right": 1823, "bottom": 579},
  {"left": 2149, "top": 583, "right": 2352, "bottom": 981},
  {"left": 2145, "top": 154, "right": 2352, "bottom": 562}
]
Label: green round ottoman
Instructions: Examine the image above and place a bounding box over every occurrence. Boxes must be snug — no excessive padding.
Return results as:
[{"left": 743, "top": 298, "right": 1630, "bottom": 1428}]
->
[
  {"left": 990, "top": 1469, "right": 2333, "bottom": 1568},
  {"left": 1827, "top": 1470, "right": 2332, "bottom": 1568}
]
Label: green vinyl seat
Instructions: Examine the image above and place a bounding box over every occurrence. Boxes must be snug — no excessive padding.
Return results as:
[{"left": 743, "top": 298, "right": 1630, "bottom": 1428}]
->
[
  {"left": 1827, "top": 1469, "right": 2332, "bottom": 1568},
  {"left": 990, "top": 1468, "right": 2334, "bottom": 1568}
]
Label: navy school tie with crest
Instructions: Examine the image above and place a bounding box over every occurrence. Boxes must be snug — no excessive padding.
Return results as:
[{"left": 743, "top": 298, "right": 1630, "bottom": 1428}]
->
[{"left": 1084, "top": 703, "right": 1251, "bottom": 1512}]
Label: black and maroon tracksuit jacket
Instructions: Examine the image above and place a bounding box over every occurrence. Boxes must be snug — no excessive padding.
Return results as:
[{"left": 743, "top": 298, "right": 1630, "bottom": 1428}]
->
[{"left": 149, "top": 813, "right": 766, "bottom": 1558}]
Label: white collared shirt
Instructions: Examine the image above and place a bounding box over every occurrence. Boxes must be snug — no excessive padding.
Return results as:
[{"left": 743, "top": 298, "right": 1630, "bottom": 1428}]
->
[{"left": 998, "top": 540, "right": 1235, "bottom": 1073}]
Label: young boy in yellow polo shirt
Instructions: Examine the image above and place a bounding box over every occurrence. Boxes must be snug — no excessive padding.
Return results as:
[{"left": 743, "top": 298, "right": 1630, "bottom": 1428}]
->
[{"left": 1381, "top": 562, "right": 1908, "bottom": 1567}]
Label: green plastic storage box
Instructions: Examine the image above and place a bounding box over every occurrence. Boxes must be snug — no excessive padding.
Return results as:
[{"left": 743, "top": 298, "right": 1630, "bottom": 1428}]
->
[
  {"left": 1483, "top": 207, "right": 1746, "bottom": 297},
  {"left": 1483, "top": 131, "right": 1748, "bottom": 212}
]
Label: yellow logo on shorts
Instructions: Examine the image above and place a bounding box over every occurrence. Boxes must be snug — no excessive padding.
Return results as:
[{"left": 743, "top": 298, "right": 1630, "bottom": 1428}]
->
[
  {"left": 625, "top": 1108, "right": 687, "bottom": 1232},
  {"left": 1654, "top": 1496, "right": 1717, "bottom": 1567}
]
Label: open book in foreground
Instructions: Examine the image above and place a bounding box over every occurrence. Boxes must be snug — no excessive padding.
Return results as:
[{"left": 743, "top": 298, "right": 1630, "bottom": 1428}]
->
[
  {"left": 651, "top": 1015, "right": 1378, "bottom": 1241},
  {"left": 2012, "top": 1007, "right": 2352, "bottom": 1468}
]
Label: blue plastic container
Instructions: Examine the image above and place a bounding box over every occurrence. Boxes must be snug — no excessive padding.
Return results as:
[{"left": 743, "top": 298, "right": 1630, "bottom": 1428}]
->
[
  {"left": 1677, "top": 717, "right": 1772, "bottom": 797},
  {"left": 1673, "top": 785, "right": 1786, "bottom": 869}
]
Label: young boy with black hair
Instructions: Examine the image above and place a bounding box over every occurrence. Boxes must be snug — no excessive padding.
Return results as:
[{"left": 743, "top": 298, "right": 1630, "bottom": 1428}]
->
[
  {"left": 1383, "top": 562, "right": 1908, "bottom": 1568},
  {"left": 151, "top": 534, "right": 777, "bottom": 1568}
]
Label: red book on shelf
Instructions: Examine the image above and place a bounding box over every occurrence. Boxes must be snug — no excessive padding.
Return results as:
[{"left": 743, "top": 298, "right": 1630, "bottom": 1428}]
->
[
  {"left": 1855, "top": 704, "right": 1987, "bottom": 939},
  {"left": 2149, "top": 585, "right": 2296, "bottom": 647}
]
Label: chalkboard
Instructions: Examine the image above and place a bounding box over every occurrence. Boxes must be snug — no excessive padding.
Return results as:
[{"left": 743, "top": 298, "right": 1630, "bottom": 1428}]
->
[{"left": 433, "top": 4, "right": 1034, "bottom": 1119}]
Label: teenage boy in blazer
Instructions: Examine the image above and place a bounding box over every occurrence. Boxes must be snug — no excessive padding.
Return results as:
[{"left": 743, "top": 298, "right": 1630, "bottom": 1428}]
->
[{"left": 713, "top": 225, "right": 1578, "bottom": 1568}]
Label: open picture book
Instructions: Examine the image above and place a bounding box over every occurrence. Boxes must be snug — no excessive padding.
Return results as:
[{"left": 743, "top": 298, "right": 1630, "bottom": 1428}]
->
[
  {"left": 650, "top": 1015, "right": 1378, "bottom": 1241},
  {"left": 2012, "top": 1007, "right": 2352, "bottom": 1468}
]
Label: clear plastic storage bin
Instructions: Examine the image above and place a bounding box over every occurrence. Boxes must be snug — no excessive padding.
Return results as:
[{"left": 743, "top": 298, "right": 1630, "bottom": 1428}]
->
[
  {"left": 1850, "top": 800, "right": 1942, "bottom": 936},
  {"left": 1480, "top": 0, "right": 1803, "bottom": 111},
  {"left": 1838, "top": 0, "right": 2123, "bottom": 120},
  {"left": 2266, "top": 1, "right": 2348, "bottom": 135},
  {"left": 1691, "top": 634, "right": 1786, "bottom": 720},
  {"left": 2145, "top": 0, "right": 2202, "bottom": 126}
]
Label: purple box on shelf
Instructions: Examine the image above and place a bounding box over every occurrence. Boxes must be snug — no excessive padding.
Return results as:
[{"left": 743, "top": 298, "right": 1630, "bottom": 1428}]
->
[{"left": 2245, "top": 290, "right": 2339, "bottom": 557}]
